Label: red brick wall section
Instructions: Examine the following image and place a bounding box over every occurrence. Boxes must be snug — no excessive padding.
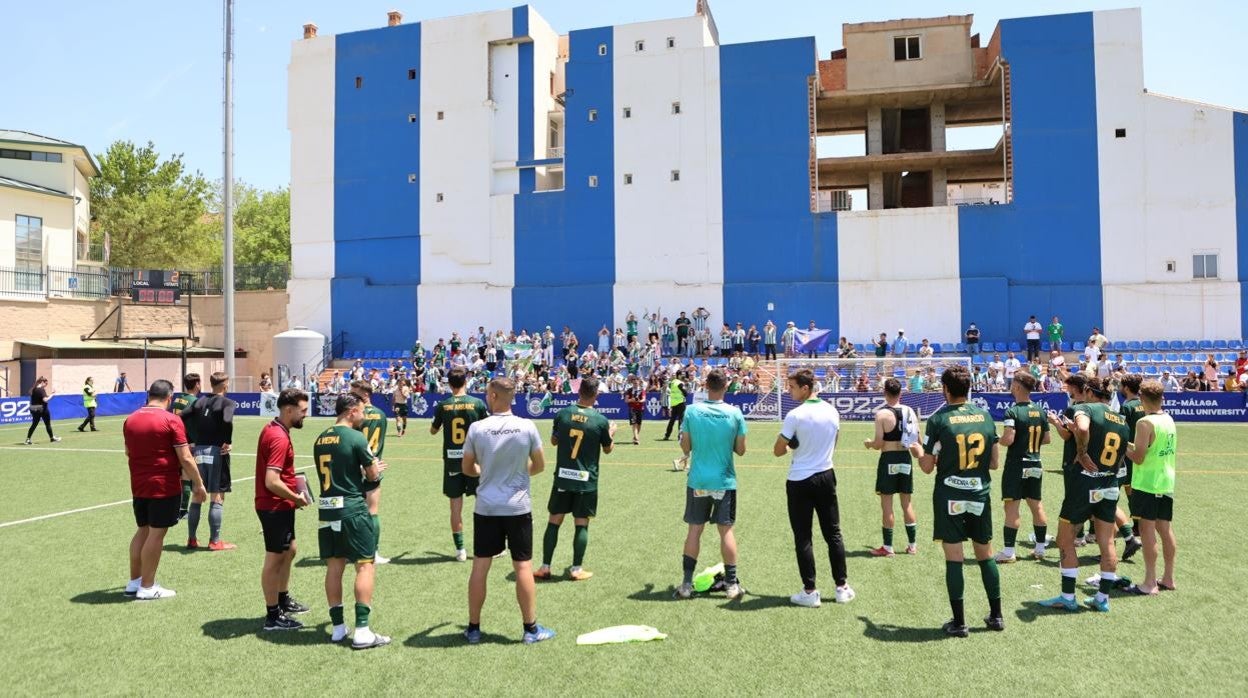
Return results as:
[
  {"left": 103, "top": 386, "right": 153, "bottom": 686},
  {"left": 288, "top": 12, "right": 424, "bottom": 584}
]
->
[{"left": 819, "top": 58, "right": 847, "bottom": 92}]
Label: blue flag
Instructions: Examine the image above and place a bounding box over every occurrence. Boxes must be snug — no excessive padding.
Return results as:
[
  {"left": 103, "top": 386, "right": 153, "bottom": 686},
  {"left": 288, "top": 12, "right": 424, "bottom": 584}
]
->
[{"left": 794, "top": 329, "right": 834, "bottom": 354}]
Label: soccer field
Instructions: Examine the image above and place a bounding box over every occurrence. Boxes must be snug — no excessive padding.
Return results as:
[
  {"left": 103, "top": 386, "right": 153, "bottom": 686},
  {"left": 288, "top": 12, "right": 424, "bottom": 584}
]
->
[{"left": 1, "top": 415, "right": 1246, "bottom": 695}]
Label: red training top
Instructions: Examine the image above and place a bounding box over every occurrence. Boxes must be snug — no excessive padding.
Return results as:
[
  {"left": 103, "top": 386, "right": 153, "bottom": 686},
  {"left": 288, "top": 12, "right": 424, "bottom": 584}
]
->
[
  {"left": 124, "top": 406, "right": 189, "bottom": 499},
  {"left": 255, "top": 419, "right": 297, "bottom": 512}
]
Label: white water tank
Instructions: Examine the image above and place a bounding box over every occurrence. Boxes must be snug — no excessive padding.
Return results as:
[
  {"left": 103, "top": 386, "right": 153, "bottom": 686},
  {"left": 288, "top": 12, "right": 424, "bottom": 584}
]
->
[{"left": 273, "top": 326, "right": 326, "bottom": 385}]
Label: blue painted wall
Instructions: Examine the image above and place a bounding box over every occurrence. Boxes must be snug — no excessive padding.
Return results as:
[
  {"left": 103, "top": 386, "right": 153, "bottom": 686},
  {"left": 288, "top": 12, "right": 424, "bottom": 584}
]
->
[
  {"left": 333, "top": 22, "right": 422, "bottom": 350},
  {"left": 512, "top": 26, "right": 614, "bottom": 344},
  {"left": 1236, "top": 112, "right": 1248, "bottom": 338},
  {"left": 720, "top": 38, "right": 839, "bottom": 332},
  {"left": 958, "top": 12, "right": 1103, "bottom": 345}
]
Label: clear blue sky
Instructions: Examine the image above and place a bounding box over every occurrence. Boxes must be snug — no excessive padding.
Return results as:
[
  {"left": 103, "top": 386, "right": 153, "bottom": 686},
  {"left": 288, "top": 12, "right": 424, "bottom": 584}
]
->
[{"left": 6, "top": 0, "right": 1243, "bottom": 190}]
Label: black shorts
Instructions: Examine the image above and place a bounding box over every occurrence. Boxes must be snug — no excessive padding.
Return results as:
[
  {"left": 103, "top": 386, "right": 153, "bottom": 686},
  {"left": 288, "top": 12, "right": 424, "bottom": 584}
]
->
[
  {"left": 548, "top": 488, "right": 598, "bottom": 518},
  {"left": 133, "top": 496, "right": 180, "bottom": 529},
  {"left": 684, "top": 488, "right": 737, "bottom": 526},
  {"left": 628, "top": 408, "right": 644, "bottom": 426},
  {"left": 257, "top": 509, "right": 296, "bottom": 553},
  {"left": 1129, "top": 490, "right": 1174, "bottom": 522},
  {"left": 443, "top": 467, "right": 478, "bottom": 499},
  {"left": 473, "top": 513, "right": 533, "bottom": 561},
  {"left": 394, "top": 405, "right": 408, "bottom": 417}
]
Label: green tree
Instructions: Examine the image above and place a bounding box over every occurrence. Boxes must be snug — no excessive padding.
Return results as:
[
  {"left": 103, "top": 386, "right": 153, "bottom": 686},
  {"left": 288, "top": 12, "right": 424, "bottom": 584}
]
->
[
  {"left": 89, "top": 140, "right": 215, "bottom": 268},
  {"left": 204, "top": 181, "right": 291, "bottom": 266}
]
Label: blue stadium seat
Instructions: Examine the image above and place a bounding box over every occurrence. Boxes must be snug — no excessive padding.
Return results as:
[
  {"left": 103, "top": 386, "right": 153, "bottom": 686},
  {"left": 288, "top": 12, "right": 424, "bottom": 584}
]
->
[
  {"left": 1127, "top": 341, "right": 1141, "bottom": 351},
  {"left": 1122, "top": 353, "right": 1135, "bottom": 362},
  {"left": 1198, "top": 340, "right": 1214, "bottom": 350},
  {"left": 994, "top": 342, "right": 1007, "bottom": 352},
  {"left": 1165, "top": 353, "right": 1180, "bottom": 363},
  {"left": 930, "top": 344, "right": 942, "bottom": 354},
  {"left": 941, "top": 343, "right": 955, "bottom": 353},
  {"left": 1154, "top": 340, "right": 1170, "bottom": 351},
  {"left": 1229, "top": 340, "right": 1244, "bottom": 350},
  {"left": 1183, "top": 340, "right": 1198, "bottom": 350},
  {"left": 1180, "top": 352, "right": 1193, "bottom": 362},
  {"left": 1144, "top": 366, "right": 1158, "bottom": 376},
  {"left": 954, "top": 343, "right": 966, "bottom": 353},
  {"left": 401, "top": 350, "right": 411, "bottom": 359},
  {"left": 1140, "top": 341, "right": 1155, "bottom": 351},
  {"left": 972, "top": 354, "right": 984, "bottom": 365},
  {"left": 1111, "top": 340, "right": 1126, "bottom": 351},
  {"left": 344, "top": 350, "right": 358, "bottom": 360},
  {"left": 365, "top": 350, "right": 377, "bottom": 360},
  {"left": 1007, "top": 342, "right": 1022, "bottom": 353},
  {"left": 1127, "top": 365, "right": 1141, "bottom": 373},
  {"left": 855, "top": 343, "right": 867, "bottom": 353},
  {"left": 1073, "top": 341, "right": 1085, "bottom": 353},
  {"left": 1040, "top": 341, "right": 1051, "bottom": 352},
  {"left": 1215, "top": 340, "right": 1228, "bottom": 350},
  {"left": 1151, "top": 353, "right": 1164, "bottom": 363}
]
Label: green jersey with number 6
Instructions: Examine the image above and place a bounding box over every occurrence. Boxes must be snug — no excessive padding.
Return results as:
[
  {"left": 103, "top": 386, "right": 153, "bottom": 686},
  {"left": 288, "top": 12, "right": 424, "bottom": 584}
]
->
[
  {"left": 313, "top": 425, "right": 374, "bottom": 522},
  {"left": 551, "top": 404, "right": 613, "bottom": 493},
  {"left": 358, "top": 404, "right": 387, "bottom": 459},
  {"left": 1003, "top": 402, "right": 1048, "bottom": 467},
  {"left": 432, "top": 395, "right": 489, "bottom": 472},
  {"left": 924, "top": 402, "right": 998, "bottom": 500}
]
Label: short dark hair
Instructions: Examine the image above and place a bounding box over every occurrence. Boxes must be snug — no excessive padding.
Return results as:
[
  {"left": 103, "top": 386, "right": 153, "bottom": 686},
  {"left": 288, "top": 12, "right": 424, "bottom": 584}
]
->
[
  {"left": 335, "top": 393, "right": 361, "bottom": 416},
  {"left": 788, "top": 369, "right": 815, "bottom": 390},
  {"left": 183, "top": 373, "right": 201, "bottom": 391},
  {"left": 447, "top": 366, "right": 467, "bottom": 389},
  {"left": 883, "top": 377, "right": 901, "bottom": 397},
  {"left": 1088, "top": 376, "right": 1112, "bottom": 400},
  {"left": 579, "top": 375, "right": 600, "bottom": 399},
  {"left": 209, "top": 371, "right": 229, "bottom": 388},
  {"left": 705, "top": 369, "right": 728, "bottom": 392},
  {"left": 148, "top": 379, "right": 174, "bottom": 400},
  {"left": 941, "top": 365, "right": 971, "bottom": 399},
  {"left": 1013, "top": 372, "right": 1037, "bottom": 392},
  {"left": 1064, "top": 373, "right": 1088, "bottom": 391},
  {"left": 277, "top": 388, "right": 308, "bottom": 409},
  {"left": 350, "top": 379, "right": 373, "bottom": 395},
  {"left": 1120, "top": 373, "right": 1142, "bottom": 394}
]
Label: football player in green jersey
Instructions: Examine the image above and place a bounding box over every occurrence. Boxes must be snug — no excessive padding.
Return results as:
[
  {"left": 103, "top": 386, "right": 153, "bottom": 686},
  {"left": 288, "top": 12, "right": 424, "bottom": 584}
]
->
[
  {"left": 1039, "top": 376, "right": 1130, "bottom": 613},
  {"left": 314, "top": 393, "right": 389, "bottom": 649},
  {"left": 350, "top": 380, "right": 390, "bottom": 564},
  {"left": 431, "top": 367, "right": 489, "bottom": 561},
  {"left": 918, "top": 365, "right": 1003, "bottom": 637},
  {"left": 535, "top": 376, "right": 615, "bottom": 581},
  {"left": 995, "top": 372, "right": 1051, "bottom": 562},
  {"left": 171, "top": 373, "right": 201, "bottom": 523}
]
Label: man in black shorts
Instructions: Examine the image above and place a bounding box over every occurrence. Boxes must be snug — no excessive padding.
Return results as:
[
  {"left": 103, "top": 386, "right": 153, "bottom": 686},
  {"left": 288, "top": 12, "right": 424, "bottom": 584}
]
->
[
  {"left": 183, "top": 372, "right": 237, "bottom": 550},
  {"left": 625, "top": 374, "right": 646, "bottom": 445},
  {"left": 254, "top": 388, "right": 311, "bottom": 631}
]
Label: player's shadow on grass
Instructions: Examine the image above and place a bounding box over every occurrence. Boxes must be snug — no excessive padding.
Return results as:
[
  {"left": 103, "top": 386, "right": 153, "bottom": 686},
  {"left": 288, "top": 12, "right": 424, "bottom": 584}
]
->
[
  {"left": 628, "top": 583, "right": 680, "bottom": 602},
  {"left": 406, "top": 622, "right": 513, "bottom": 648},
  {"left": 845, "top": 546, "right": 891, "bottom": 559},
  {"left": 391, "top": 551, "right": 456, "bottom": 566},
  {"left": 161, "top": 544, "right": 199, "bottom": 556},
  {"left": 202, "top": 617, "right": 333, "bottom": 645},
  {"left": 295, "top": 557, "right": 327, "bottom": 568},
  {"left": 70, "top": 589, "right": 136, "bottom": 605},
  {"left": 858, "top": 616, "right": 970, "bottom": 642},
  {"left": 718, "top": 593, "right": 792, "bottom": 611}
]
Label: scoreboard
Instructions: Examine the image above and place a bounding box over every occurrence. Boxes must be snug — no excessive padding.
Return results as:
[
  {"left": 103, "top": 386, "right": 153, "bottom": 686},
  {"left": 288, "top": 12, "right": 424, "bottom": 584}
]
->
[{"left": 129, "top": 270, "right": 182, "bottom": 304}]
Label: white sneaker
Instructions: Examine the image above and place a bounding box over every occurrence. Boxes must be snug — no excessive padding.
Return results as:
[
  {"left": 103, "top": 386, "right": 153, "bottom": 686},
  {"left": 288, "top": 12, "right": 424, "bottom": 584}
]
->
[
  {"left": 135, "top": 584, "right": 176, "bottom": 600},
  {"left": 724, "top": 582, "right": 743, "bottom": 600},
  {"left": 671, "top": 458, "right": 686, "bottom": 472},
  {"left": 123, "top": 577, "right": 142, "bottom": 596},
  {"left": 1074, "top": 536, "right": 1087, "bottom": 547},
  {"left": 374, "top": 552, "right": 390, "bottom": 565},
  {"left": 455, "top": 549, "right": 467, "bottom": 562},
  {"left": 833, "top": 585, "right": 856, "bottom": 604},
  {"left": 331, "top": 624, "right": 350, "bottom": 642},
  {"left": 673, "top": 582, "right": 693, "bottom": 599},
  {"left": 1085, "top": 573, "right": 1102, "bottom": 587},
  {"left": 994, "top": 551, "right": 1017, "bottom": 564},
  {"left": 790, "top": 589, "right": 821, "bottom": 607}
]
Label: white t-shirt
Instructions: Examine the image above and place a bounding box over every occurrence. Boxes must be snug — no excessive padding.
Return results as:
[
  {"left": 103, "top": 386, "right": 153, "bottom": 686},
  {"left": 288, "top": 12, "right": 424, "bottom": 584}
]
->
[
  {"left": 464, "top": 413, "right": 542, "bottom": 516},
  {"left": 989, "top": 360, "right": 1005, "bottom": 375},
  {"left": 779, "top": 399, "right": 840, "bottom": 481},
  {"left": 1024, "top": 322, "right": 1042, "bottom": 340},
  {"left": 1004, "top": 358, "right": 1021, "bottom": 378},
  {"left": 1097, "top": 359, "right": 1113, "bottom": 376}
]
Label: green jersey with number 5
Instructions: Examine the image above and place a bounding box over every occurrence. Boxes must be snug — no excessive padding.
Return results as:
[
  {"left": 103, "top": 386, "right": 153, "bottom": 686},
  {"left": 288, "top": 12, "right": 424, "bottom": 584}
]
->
[
  {"left": 432, "top": 395, "right": 489, "bottom": 472},
  {"left": 924, "top": 402, "right": 998, "bottom": 500},
  {"left": 312, "top": 425, "right": 373, "bottom": 521},
  {"left": 551, "top": 404, "right": 613, "bottom": 493}
]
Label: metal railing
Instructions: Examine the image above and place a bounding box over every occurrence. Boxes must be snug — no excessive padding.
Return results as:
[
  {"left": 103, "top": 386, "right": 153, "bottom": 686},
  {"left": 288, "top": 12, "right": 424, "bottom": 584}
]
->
[
  {"left": 1, "top": 262, "right": 290, "bottom": 301},
  {"left": 0, "top": 266, "right": 46, "bottom": 297}
]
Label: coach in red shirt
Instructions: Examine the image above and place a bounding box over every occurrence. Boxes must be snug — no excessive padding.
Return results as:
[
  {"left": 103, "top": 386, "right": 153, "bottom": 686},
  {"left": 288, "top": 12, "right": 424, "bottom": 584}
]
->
[
  {"left": 123, "top": 379, "right": 207, "bottom": 601},
  {"left": 256, "top": 388, "right": 311, "bottom": 631}
]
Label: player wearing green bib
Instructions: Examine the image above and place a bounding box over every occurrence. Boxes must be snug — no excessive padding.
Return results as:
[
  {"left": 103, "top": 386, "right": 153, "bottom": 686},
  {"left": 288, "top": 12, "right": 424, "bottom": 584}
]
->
[
  {"left": 1125, "top": 379, "right": 1177, "bottom": 595},
  {"left": 536, "top": 377, "right": 615, "bottom": 582},
  {"left": 995, "top": 372, "right": 1050, "bottom": 562},
  {"left": 313, "top": 393, "right": 389, "bottom": 649},
  {"left": 918, "top": 365, "right": 1002, "bottom": 637},
  {"left": 350, "top": 381, "right": 389, "bottom": 564},
  {"left": 1040, "top": 376, "right": 1129, "bottom": 613},
  {"left": 171, "top": 373, "right": 201, "bottom": 523},
  {"left": 430, "top": 367, "right": 489, "bottom": 561}
]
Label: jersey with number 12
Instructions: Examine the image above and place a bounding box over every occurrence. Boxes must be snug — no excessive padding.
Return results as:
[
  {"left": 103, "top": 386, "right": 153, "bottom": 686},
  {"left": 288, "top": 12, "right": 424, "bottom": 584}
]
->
[{"left": 924, "top": 402, "right": 998, "bottom": 498}]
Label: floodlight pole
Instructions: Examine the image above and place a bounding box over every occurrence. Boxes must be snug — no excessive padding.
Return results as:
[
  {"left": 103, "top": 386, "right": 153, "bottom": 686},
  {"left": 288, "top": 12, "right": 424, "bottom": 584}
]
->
[{"left": 222, "top": 0, "right": 237, "bottom": 382}]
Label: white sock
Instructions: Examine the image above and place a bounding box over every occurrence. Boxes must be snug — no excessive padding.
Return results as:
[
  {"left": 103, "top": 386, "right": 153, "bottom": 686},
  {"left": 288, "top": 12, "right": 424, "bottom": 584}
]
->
[
  {"left": 1002, "top": 546, "right": 1015, "bottom": 556},
  {"left": 1035, "top": 543, "right": 1047, "bottom": 553},
  {"left": 354, "top": 626, "right": 375, "bottom": 643},
  {"left": 883, "top": 545, "right": 893, "bottom": 552},
  {"left": 331, "top": 624, "right": 349, "bottom": 641},
  {"left": 570, "top": 566, "right": 581, "bottom": 573}
]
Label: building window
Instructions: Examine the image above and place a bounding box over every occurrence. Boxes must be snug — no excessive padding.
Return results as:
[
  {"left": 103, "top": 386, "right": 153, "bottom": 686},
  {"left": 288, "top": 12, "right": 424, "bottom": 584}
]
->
[
  {"left": 588, "top": 109, "right": 598, "bottom": 122},
  {"left": 598, "top": 43, "right": 607, "bottom": 56},
  {"left": 15, "top": 214, "right": 43, "bottom": 292},
  {"left": 436, "top": 111, "right": 444, "bottom": 120},
  {"left": 408, "top": 174, "right": 416, "bottom": 184},
  {"left": 407, "top": 68, "right": 416, "bottom": 80},
  {"left": 635, "top": 40, "right": 645, "bottom": 52},
  {"left": 893, "top": 35, "right": 921, "bottom": 61},
  {"left": 355, "top": 76, "right": 363, "bottom": 88},
  {"left": 671, "top": 102, "right": 681, "bottom": 115},
  {"left": 588, "top": 175, "right": 599, "bottom": 188},
  {"left": 0, "top": 148, "right": 61, "bottom": 163},
  {"left": 408, "top": 114, "right": 417, "bottom": 123},
  {"left": 622, "top": 107, "right": 631, "bottom": 119},
  {"left": 670, "top": 170, "right": 680, "bottom": 182},
  {"left": 1193, "top": 253, "right": 1219, "bottom": 279},
  {"left": 1115, "top": 128, "right": 1127, "bottom": 138},
  {"left": 667, "top": 37, "right": 676, "bottom": 49},
  {"left": 624, "top": 173, "right": 633, "bottom": 185},
  {"left": 436, "top": 193, "right": 444, "bottom": 202},
  {"left": 1165, "top": 260, "right": 1176, "bottom": 273}
]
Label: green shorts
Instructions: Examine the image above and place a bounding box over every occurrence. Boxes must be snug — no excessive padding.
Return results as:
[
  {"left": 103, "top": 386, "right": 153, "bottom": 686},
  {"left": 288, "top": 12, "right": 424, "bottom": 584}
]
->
[
  {"left": 443, "top": 465, "right": 478, "bottom": 499},
  {"left": 1001, "top": 461, "right": 1044, "bottom": 501},
  {"left": 1129, "top": 489, "right": 1173, "bottom": 522},
  {"left": 548, "top": 487, "right": 598, "bottom": 519},
  {"left": 875, "top": 450, "right": 914, "bottom": 495},
  {"left": 1058, "top": 471, "right": 1120, "bottom": 526},
  {"left": 318, "top": 511, "right": 376, "bottom": 563},
  {"left": 932, "top": 492, "right": 992, "bottom": 544}
]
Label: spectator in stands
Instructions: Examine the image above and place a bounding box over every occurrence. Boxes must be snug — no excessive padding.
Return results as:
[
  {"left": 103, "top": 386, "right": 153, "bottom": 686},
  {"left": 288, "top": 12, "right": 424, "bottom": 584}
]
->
[
  {"left": 286, "top": 374, "right": 303, "bottom": 390},
  {"left": 1237, "top": 351, "right": 1248, "bottom": 381},
  {"left": 675, "top": 312, "right": 692, "bottom": 355},
  {"left": 1162, "top": 370, "right": 1180, "bottom": 392},
  {"left": 1096, "top": 355, "right": 1113, "bottom": 379},
  {"left": 763, "top": 320, "right": 777, "bottom": 360},
  {"left": 1181, "top": 371, "right": 1200, "bottom": 391},
  {"left": 908, "top": 369, "right": 924, "bottom": 393},
  {"left": 1086, "top": 327, "right": 1108, "bottom": 363},
  {"left": 988, "top": 368, "right": 1006, "bottom": 392},
  {"left": 597, "top": 326, "right": 611, "bottom": 354},
  {"left": 989, "top": 353, "right": 1005, "bottom": 379},
  {"left": 114, "top": 372, "right": 131, "bottom": 393},
  {"left": 1204, "top": 354, "right": 1220, "bottom": 390},
  {"left": 1047, "top": 316, "right": 1064, "bottom": 352},
  {"left": 892, "top": 330, "right": 908, "bottom": 358},
  {"left": 720, "top": 324, "right": 734, "bottom": 357},
  {"left": 838, "top": 337, "right": 857, "bottom": 359},
  {"left": 733, "top": 323, "right": 746, "bottom": 355},
  {"left": 783, "top": 322, "right": 799, "bottom": 358},
  {"left": 918, "top": 339, "right": 933, "bottom": 366},
  {"left": 1028, "top": 358, "right": 1043, "bottom": 380},
  {"left": 259, "top": 373, "right": 273, "bottom": 393},
  {"left": 1049, "top": 349, "right": 1067, "bottom": 377},
  {"left": 1112, "top": 353, "right": 1127, "bottom": 373},
  {"left": 1042, "top": 371, "right": 1062, "bottom": 392},
  {"left": 873, "top": 332, "right": 888, "bottom": 370},
  {"left": 1224, "top": 368, "right": 1241, "bottom": 392},
  {"left": 747, "top": 325, "right": 761, "bottom": 355},
  {"left": 1023, "top": 315, "right": 1043, "bottom": 362},
  {"left": 855, "top": 373, "right": 870, "bottom": 392},
  {"left": 973, "top": 366, "right": 989, "bottom": 392},
  {"left": 1004, "top": 352, "right": 1021, "bottom": 386},
  {"left": 805, "top": 320, "right": 820, "bottom": 359},
  {"left": 965, "top": 323, "right": 981, "bottom": 356}
]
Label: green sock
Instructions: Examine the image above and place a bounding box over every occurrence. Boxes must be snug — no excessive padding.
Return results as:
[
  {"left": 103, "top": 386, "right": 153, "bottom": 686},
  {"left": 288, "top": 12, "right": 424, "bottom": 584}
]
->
[
  {"left": 329, "top": 604, "right": 344, "bottom": 626},
  {"left": 1118, "top": 523, "right": 1134, "bottom": 539},
  {"left": 904, "top": 523, "right": 917, "bottom": 545},
  {"left": 452, "top": 530, "right": 464, "bottom": 551},
  {"left": 572, "top": 525, "right": 589, "bottom": 567},
  {"left": 372, "top": 514, "right": 381, "bottom": 549},
  {"left": 1004, "top": 526, "right": 1018, "bottom": 548},
  {"left": 882, "top": 527, "right": 894, "bottom": 548},
  {"left": 978, "top": 558, "right": 1001, "bottom": 600},
  {"left": 179, "top": 480, "right": 192, "bottom": 514},
  {"left": 542, "top": 523, "right": 560, "bottom": 567},
  {"left": 354, "top": 602, "right": 370, "bottom": 628},
  {"left": 945, "top": 561, "right": 964, "bottom": 601}
]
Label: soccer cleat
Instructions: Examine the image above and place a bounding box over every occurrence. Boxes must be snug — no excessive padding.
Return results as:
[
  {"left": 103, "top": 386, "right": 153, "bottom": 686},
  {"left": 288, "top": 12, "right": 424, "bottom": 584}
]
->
[
  {"left": 533, "top": 567, "right": 552, "bottom": 580},
  {"left": 1031, "top": 549, "right": 1046, "bottom": 560},
  {"left": 464, "top": 627, "right": 483, "bottom": 645},
  {"left": 984, "top": 615, "right": 1006, "bottom": 632},
  {"left": 123, "top": 578, "right": 141, "bottom": 596},
  {"left": 1037, "top": 595, "right": 1080, "bottom": 612},
  {"left": 77, "top": 426, "right": 85, "bottom": 432},
  {"left": 1083, "top": 596, "right": 1110, "bottom": 613},
  {"left": 351, "top": 632, "right": 392, "bottom": 650},
  {"left": 50, "top": 436, "right": 61, "bottom": 443},
  {"left": 994, "top": 551, "right": 1018, "bottom": 564},
  {"left": 23, "top": 439, "right": 31, "bottom": 445},
  {"left": 264, "top": 614, "right": 304, "bottom": 631},
  {"left": 455, "top": 549, "right": 467, "bottom": 562},
  {"left": 671, "top": 458, "right": 687, "bottom": 472},
  {"left": 135, "top": 584, "right": 177, "bottom": 601},
  {"left": 870, "top": 546, "right": 895, "bottom": 558},
  {"left": 207, "top": 540, "right": 237, "bottom": 551},
  {"left": 1122, "top": 537, "right": 1142, "bottom": 561},
  {"left": 522, "top": 624, "right": 556, "bottom": 644},
  {"left": 1073, "top": 536, "right": 1087, "bottom": 547},
  {"left": 186, "top": 538, "right": 199, "bottom": 550},
  {"left": 569, "top": 568, "right": 594, "bottom": 582},
  {"left": 1084, "top": 574, "right": 1103, "bottom": 587},
  {"left": 374, "top": 552, "right": 391, "bottom": 565},
  {"left": 942, "top": 620, "right": 970, "bottom": 638},
  {"left": 632, "top": 438, "right": 639, "bottom": 445},
  {"left": 281, "top": 597, "right": 310, "bottom": 614},
  {"left": 673, "top": 583, "right": 694, "bottom": 599},
  {"left": 834, "top": 585, "right": 856, "bottom": 604},
  {"left": 790, "top": 589, "right": 821, "bottom": 608},
  {"left": 724, "top": 582, "right": 743, "bottom": 600},
  {"left": 905, "top": 544, "right": 918, "bottom": 555}
]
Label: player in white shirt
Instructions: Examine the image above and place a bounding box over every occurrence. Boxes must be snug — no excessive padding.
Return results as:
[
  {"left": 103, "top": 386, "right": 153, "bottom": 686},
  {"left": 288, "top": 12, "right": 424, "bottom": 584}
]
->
[{"left": 773, "top": 369, "right": 854, "bottom": 607}]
